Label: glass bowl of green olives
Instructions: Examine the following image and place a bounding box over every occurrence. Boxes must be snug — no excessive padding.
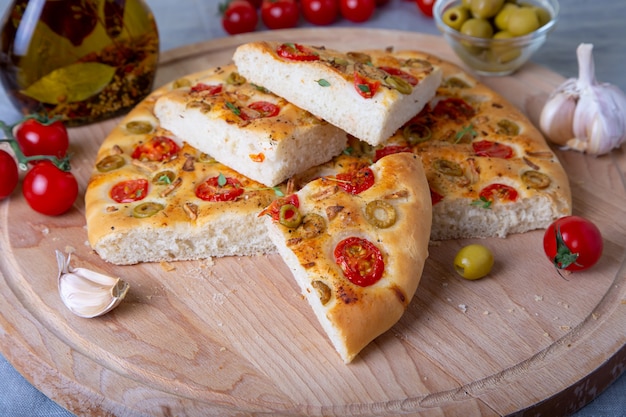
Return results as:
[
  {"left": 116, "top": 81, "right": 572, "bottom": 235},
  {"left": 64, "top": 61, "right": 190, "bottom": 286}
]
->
[{"left": 434, "top": 0, "right": 559, "bottom": 76}]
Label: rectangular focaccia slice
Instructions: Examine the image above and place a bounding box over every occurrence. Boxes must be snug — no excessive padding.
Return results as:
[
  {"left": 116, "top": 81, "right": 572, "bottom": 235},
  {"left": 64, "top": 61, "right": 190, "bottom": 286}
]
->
[
  {"left": 154, "top": 64, "right": 348, "bottom": 187},
  {"left": 233, "top": 42, "right": 443, "bottom": 146}
]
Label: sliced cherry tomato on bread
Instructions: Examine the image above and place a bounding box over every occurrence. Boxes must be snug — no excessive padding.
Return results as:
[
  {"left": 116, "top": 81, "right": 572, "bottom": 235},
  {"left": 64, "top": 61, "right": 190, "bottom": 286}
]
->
[
  {"left": 478, "top": 183, "right": 518, "bottom": 205},
  {"left": 259, "top": 194, "right": 300, "bottom": 220},
  {"left": 131, "top": 136, "right": 179, "bottom": 162},
  {"left": 335, "top": 166, "right": 375, "bottom": 194},
  {"left": 353, "top": 71, "right": 380, "bottom": 99},
  {"left": 334, "top": 237, "right": 384, "bottom": 287},
  {"left": 195, "top": 175, "right": 244, "bottom": 202},
  {"left": 473, "top": 140, "right": 514, "bottom": 159},
  {"left": 276, "top": 43, "right": 320, "bottom": 61},
  {"left": 433, "top": 97, "right": 475, "bottom": 120},
  {"left": 110, "top": 179, "right": 149, "bottom": 203}
]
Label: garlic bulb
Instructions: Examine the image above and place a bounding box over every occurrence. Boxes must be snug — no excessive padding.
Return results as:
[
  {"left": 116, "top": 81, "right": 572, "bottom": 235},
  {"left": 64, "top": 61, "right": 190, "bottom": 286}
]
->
[
  {"left": 56, "top": 251, "right": 129, "bottom": 318},
  {"left": 539, "top": 43, "right": 626, "bottom": 155}
]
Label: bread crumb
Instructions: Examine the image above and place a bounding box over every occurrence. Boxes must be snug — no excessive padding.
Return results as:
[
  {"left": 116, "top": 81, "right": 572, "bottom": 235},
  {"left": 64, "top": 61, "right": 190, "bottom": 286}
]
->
[
  {"left": 483, "top": 310, "right": 489, "bottom": 315},
  {"left": 160, "top": 261, "right": 176, "bottom": 272},
  {"left": 559, "top": 325, "right": 571, "bottom": 331},
  {"left": 65, "top": 245, "right": 76, "bottom": 254},
  {"left": 592, "top": 313, "right": 599, "bottom": 320},
  {"left": 458, "top": 304, "right": 467, "bottom": 313},
  {"left": 534, "top": 295, "right": 543, "bottom": 301}
]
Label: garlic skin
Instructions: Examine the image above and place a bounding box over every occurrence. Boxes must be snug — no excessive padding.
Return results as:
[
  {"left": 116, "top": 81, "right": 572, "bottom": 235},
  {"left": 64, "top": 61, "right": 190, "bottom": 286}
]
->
[
  {"left": 56, "top": 251, "right": 129, "bottom": 318},
  {"left": 539, "top": 43, "right": 626, "bottom": 155}
]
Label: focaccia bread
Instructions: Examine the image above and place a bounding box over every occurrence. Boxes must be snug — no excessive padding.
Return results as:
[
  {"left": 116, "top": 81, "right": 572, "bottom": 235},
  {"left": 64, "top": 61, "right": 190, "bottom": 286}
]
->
[
  {"left": 262, "top": 152, "right": 432, "bottom": 363},
  {"left": 154, "top": 64, "right": 348, "bottom": 187},
  {"left": 294, "top": 53, "right": 572, "bottom": 240},
  {"left": 233, "top": 41, "right": 443, "bottom": 146},
  {"left": 85, "top": 70, "right": 288, "bottom": 265}
]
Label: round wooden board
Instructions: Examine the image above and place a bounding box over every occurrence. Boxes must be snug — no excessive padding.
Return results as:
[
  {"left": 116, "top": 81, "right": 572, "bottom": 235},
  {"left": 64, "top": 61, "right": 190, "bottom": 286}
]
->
[{"left": 1, "top": 29, "right": 625, "bottom": 417}]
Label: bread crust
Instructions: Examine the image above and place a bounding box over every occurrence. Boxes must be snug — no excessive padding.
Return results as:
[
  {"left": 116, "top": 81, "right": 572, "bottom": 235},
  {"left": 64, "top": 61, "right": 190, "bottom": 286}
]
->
[
  {"left": 264, "top": 152, "right": 432, "bottom": 363},
  {"left": 233, "top": 42, "right": 443, "bottom": 146}
]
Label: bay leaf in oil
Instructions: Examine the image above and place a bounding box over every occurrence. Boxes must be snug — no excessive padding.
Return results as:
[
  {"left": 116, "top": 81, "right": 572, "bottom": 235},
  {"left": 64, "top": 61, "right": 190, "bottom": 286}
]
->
[{"left": 21, "top": 62, "right": 116, "bottom": 104}]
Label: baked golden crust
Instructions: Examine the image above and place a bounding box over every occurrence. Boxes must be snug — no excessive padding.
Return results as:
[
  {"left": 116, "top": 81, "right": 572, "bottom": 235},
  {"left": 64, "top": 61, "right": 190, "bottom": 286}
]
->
[{"left": 264, "top": 152, "right": 432, "bottom": 363}]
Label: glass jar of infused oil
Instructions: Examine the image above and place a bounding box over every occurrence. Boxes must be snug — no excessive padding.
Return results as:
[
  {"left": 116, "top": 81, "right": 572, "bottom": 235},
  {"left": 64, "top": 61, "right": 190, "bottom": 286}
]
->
[{"left": 0, "top": 0, "right": 159, "bottom": 126}]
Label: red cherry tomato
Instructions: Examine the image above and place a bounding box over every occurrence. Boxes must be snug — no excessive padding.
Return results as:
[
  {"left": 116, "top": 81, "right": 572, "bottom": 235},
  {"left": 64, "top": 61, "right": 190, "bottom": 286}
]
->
[
  {"left": 430, "top": 188, "right": 444, "bottom": 205},
  {"left": 543, "top": 216, "right": 603, "bottom": 272},
  {"left": 0, "top": 149, "right": 19, "bottom": 199},
  {"left": 242, "top": 101, "right": 281, "bottom": 120},
  {"left": 261, "top": 0, "right": 299, "bottom": 29},
  {"left": 191, "top": 83, "right": 223, "bottom": 95},
  {"left": 196, "top": 175, "right": 244, "bottom": 202},
  {"left": 334, "top": 166, "right": 375, "bottom": 194},
  {"left": 22, "top": 161, "right": 78, "bottom": 216},
  {"left": 334, "top": 236, "right": 384, "bottom": 287},
  {"left": 339, "top": 0, "right": 375, "bottom": 22},
  {"left": 15, "top": 118, "right": 69, "bottom": 160},
  {"left": 221, "top": 0, "right": 258, "bottom": 35},
  {"left": 276, "top": 43, "right": 320, "bottom": 61},
  {"left": 415, "top": 0, "right": 434, "bottom": 17},
  {"left": 353, "top": 71, "right": 380, "bottom": 99},
  {"left": 110, "top": 179, "right": 149, "bottom": 203},
  {"left": 472, "top": 140, "right": 514, "bottom": 159},
  {"left": 378, "top": 66, "right": 418, "bottom": 86},
  {"left": 131, "top": 136, "right": 179, "bottom": 162},
  {"left": 374, "top": 145, "right": 412, "bottom": 162},
  {"left": 432, "top": 97, "right": 475, "bottom": 120},
  {"left": 478, "top": 183, "right": 518, "bottom": 204},
  {"left": 301, "top": 0, "right": 339, "bottom": 25}
]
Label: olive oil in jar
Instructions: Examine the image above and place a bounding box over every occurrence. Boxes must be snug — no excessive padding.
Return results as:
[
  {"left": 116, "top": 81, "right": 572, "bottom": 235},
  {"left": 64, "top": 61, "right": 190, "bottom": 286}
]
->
[{"left": 0, "top": 0, "right": 159, "bottom": 126}]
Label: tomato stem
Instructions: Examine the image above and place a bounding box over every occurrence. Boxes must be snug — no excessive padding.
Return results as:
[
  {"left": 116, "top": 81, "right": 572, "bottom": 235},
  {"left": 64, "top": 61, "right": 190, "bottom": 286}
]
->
[{"left": 0, "top": 118, "right": 72, "bottom": 171}]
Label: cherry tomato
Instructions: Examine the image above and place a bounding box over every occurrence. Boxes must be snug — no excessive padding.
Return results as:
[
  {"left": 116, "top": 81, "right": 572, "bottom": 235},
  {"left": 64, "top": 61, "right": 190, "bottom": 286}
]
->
[
  {"left": 191, "top": 83, "right": 223, "bottom": 95},
  {"left": 339, "top": 0, "right": 375, "bottom": 22},
  {"left": 276, "top": 43, "right": 320, "bottom": 61},
  {"left": 454, "top": 244, "right": 494, "bottom": 280},
  {"left": 472, "top": 140, "right": 514, "bottom": 159},
  {"left": 301, "top": 0, "right": 339, "bottom": 25},
  {"left": 335, "top": 166, "right": 375, "bottom": 194},
  {"left": 334, "top": 236, "right": 385, "bottom": 287},
  {"left": 242, "top": 101, "right": 281, "bottom": 120},
  {"left": 15, "top": 118, "right": 69, "bottom": 160},
  {"left": 261, "top": 0, "right": 299, "bottom": 29},
  {"left": 432, "top": 97, "right": 475, "bottom": 120},
  {"left": 430, "top": 188, "right": 444, "bottom": 205},
  {"left": 478, "top": 183, "right": 518, "bottom": 204},
  {"left": 131, "top": 136, "right": 179, "bottom": 162},
  {"left": 110, "top": 179, "right": 149, "bottom": 203},
  {"left": 374, "top": 145, "right": 412, "bottom": 162},
  {"left": 543, "top": 216, "right": 603, "bottom": 272},
  {"left": 22, "top": 161, "right": 78, "bottom": 216},
  {"left": 353, "top": 71, "right": 380, "bottom": 99},
  {"left": 0, "top": 149, "right": 19, "bottom": 199},
  {"left": 196, "top": 175, "right": 244, "bottom": 202},
  {"left": 378, "top": 66, "right": 418, "bottom": 85},
  {"left": 221, "top": 0, "right": 258, "bottom": 35},
  {"left": 415, "top": 0, "right": 435, "bottom": 17}
]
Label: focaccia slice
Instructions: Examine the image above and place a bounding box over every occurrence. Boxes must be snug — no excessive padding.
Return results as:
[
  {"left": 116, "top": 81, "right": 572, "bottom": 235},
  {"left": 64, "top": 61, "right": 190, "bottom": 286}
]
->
[
  {"left": 233, "top": 42, "right": 443, "bottom": 146},
  {"left": 262, "top": 152, "right": 432, "bottom": 363},
  {"left": 154, "top": 64, "right": 347, "bottom": 187},
  {"left": 85, "top": 70, "right": 286, "bottom": 265}
]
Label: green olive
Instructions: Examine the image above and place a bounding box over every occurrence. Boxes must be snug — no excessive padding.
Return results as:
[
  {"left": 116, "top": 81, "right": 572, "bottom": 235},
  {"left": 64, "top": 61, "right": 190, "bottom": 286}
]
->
[
  {"left": 347, "top": 51, "right": 372, "bottom": 64},
  {"left": 197, "top": 153, "right": 216, "bottom": 163},
  {"left": 490, "top": 32, "right": 522, "bottom": 63},
  {"left": 443, "top": 6, "right": 470, "bottom": 31},
  {"left": 279, "top": 204, "right": 302, "bottom": 228},
  {"left": 153, "top": 170, "right": 176, "bottom": 185},
  {"left": 172, "top": 78, "right": 192, "bottom": 89},
  {"left": 126, "top": 120, "right": 154, "bottom": 134},
  {"left": 521, "top": 170, "right": 551, "bottom": 189},
  {"left": 507, "top": 7, "right": 540, "bottom": 36},
  {"left": 226, "top": 71, "right": 246, "bottom": 86},
  {"left": 132, "top": 202, "right": 165, "bottom": 218},
  {"left": 96, "top": 154, "right": 125, "bottom": 172},
  {"left": 460, "top": 18, "right": 494, "bottom": 38},
  {"left": 299, "top": 213, "right": 326, "bottom": 239},
  {"left": 454, "top": 244, "right": 494, "bottom": 280},
  {"left": 494, "top": 3, "right": 519, "bottom": 30},
  {"left": 385, "top": 75, "right": 412, "bottom": 95},
  {"left": 365, "top": 200, "right": 397, "bottom": 228},
  {"left": 434, "top": 159, "right": 464, "bottom": 177},
  {"left": 403, "top": 122, "right": 432, "bottom": 144},
  {"left": 470, "top": 0, "right": 505, "bottom": 19},
  {"left": 442, "top": 76, "right": 471, "bottom": 89},
  {"left": 496, "top": 119, "right": 520, "bottom": 136}
]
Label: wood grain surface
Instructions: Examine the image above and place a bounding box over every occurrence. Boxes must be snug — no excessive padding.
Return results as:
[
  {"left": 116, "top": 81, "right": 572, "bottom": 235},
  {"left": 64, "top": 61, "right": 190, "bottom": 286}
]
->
[{"left": 1, "top": 29, "right": 625, "bottom": 417}]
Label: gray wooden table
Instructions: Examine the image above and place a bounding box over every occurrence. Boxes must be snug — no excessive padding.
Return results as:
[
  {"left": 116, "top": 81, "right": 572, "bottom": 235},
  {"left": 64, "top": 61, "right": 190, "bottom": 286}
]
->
[{"left": 1, "top": 0, "right": 624, "bottom": 416}]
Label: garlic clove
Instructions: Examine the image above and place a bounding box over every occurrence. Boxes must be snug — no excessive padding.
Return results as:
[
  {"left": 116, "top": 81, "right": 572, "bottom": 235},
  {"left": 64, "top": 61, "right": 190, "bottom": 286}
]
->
[
  {"left": 56, "top": 250, "right": 130, "bottom": 318},
  {"left": 539, "top": 81, "right": 577, "bottom": 146}
]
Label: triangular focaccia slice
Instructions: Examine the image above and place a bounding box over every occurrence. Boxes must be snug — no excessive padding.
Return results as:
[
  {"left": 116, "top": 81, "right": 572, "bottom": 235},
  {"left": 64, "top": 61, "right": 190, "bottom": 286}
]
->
[
  {"left": 262, "top": 152, "right": 432, "bottom": 363},
  {"left": 154, "top": 64, "right": 348, "bottom": 187},
  {"left": 233, "top": 42, "right": 443, "bottom": 146}
]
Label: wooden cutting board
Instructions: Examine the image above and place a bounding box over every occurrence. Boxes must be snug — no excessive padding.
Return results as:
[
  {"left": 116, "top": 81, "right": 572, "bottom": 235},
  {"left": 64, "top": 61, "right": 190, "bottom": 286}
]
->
[{"left": 1, "top": 29, "right": 625, "bottom": 417}]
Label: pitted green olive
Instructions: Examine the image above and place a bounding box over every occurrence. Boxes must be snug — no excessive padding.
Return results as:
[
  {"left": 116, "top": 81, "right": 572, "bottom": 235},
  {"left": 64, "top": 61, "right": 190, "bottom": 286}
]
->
[
  {"left": 96, "top": 155, "right": 125, "bottom": 172},
  {"left": 434, "top": 159, "right": 464, "bottom": 177},
  {"left": 442, "top": 6, "right": 470, "bottom": 31},
  {"left": 132, "top": 202, "right": 164, "bottom": 218},
  {"left": 470, "top": 0, "right": 505, "bottom": 19},
  {"left": 126, "top": 120, "right": 153, "bottom": 134},
  {"left": 365, "top": 200, "right": 397, "bottom": 228},
  {"left": 521, "top": 170, "right": 551, "bottom": 189},
  {"left": 403, "top": 122, "right": 432, "bottom": 144},
  {"left": 507, "top": 7, "right": 540, "bottom": 36},
  {"left": 385, "top": 75, "right": 412, "bottom": 95},
  {"left": 279, "top": 204, "right": 302, "bottom": 228}
]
